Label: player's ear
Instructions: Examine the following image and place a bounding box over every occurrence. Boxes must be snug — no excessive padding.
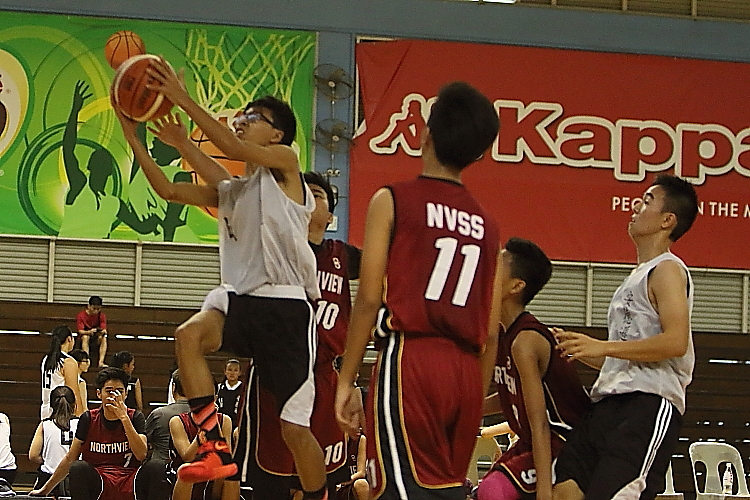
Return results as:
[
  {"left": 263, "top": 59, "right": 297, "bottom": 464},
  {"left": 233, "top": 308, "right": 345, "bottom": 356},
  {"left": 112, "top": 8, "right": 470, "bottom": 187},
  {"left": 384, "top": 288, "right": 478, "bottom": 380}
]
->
[
  {"left": 510, "top": 278, "right": 526, "bottom": 297},
  {"left": 661, "top": 212, "right": 677, "bottom": 231},
  {"left": 270, "top": 127, "right": 284, "bottom": 145}
]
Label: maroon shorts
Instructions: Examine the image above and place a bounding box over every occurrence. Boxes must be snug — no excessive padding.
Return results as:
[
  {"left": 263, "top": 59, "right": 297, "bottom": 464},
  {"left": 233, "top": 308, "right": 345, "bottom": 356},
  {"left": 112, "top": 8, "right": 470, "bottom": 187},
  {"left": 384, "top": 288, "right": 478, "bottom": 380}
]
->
[
  {"left": 256, "top": 360, "right": 347, "bottom": 475},
  {"left": 492, "top": 437, "right": 566, "bottom": 494},
  {"left": 96, "top": 465, "right": 138, "bottom": 500},
  {"left": 366, "top": 333, "right": 483, "bottom": 499}
]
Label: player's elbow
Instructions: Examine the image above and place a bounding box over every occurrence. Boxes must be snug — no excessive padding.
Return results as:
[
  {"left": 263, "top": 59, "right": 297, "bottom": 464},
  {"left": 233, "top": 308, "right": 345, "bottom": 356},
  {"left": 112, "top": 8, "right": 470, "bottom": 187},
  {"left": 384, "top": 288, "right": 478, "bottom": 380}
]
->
[{"left": 657, "top": 331, "right": 689, "bottom": 360}]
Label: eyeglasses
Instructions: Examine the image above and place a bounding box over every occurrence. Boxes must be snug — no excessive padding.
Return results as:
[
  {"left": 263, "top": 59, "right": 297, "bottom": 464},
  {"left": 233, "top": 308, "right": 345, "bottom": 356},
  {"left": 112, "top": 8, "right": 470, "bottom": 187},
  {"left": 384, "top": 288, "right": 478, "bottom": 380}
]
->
[{"left": 232, "top": 111, "right": 278, "bottom": 130}]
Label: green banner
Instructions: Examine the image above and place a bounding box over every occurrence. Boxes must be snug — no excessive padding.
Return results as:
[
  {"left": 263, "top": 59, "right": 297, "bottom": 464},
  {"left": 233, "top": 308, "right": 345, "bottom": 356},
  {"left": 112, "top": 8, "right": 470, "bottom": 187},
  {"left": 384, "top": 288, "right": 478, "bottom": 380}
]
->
[{"left": 0, "top": 12, "right": 316, "bottom": 243}]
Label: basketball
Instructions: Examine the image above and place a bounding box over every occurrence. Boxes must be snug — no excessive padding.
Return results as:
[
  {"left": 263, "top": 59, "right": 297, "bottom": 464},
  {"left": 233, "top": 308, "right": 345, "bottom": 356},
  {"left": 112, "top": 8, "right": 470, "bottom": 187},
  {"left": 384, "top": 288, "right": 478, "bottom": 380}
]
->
[
  {"left": 104, "top": 30, "right": 146, "bottom": 70},
  {"left": 112, "top": 54, "right": 173, "bottom": 123}
]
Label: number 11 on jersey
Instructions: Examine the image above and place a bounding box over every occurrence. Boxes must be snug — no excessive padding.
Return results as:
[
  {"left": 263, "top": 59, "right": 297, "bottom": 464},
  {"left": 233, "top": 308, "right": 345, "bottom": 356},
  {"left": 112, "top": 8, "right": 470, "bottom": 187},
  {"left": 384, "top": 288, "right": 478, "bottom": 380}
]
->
[{"left": 425, "top": 237, "right": 481, "bottom": 307}]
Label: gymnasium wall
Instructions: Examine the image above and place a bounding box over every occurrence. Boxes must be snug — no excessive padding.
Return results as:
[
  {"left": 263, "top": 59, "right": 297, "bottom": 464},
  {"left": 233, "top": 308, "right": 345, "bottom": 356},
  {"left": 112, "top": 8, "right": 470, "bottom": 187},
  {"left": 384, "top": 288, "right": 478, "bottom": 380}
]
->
[{"left": 0, "top": 0, "right": 747, "bottom": 329}]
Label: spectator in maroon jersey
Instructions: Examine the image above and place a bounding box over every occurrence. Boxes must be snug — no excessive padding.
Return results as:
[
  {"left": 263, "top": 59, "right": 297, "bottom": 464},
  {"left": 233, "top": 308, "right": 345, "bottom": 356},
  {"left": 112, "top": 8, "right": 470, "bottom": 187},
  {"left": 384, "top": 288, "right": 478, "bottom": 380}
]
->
[{"left": 30, "top": 367, "right": 164, "bottom": 500}]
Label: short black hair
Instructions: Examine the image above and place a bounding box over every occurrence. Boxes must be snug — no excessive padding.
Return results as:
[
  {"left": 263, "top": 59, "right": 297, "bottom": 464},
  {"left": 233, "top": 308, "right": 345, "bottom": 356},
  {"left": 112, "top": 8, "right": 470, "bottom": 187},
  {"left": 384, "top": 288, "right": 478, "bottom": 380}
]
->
[
  {"left": 171, "top": 369, "right": 184, "bottom": 397},
  {"left": 426, "top": 81, "right": 499, "bottom": 171},
  {"left": 69, "top": 349, "right": 90, "bottom": 362},
  {"left": 88, "top": 296, "right": 102, "bottom": 306},
  {"left": 303, "top": 171, "right": 336, "bottom": 214},
  {"left": 505, "top": 237, "right": 553, "bottom": 306},
  {"left": 652, "top": 175, "right": 699, "bottom": 242},
  {"left": 96, "top": 367, "right": 129, "bottom": 390},
  {"left": 112, "top": 351, "right": 134, "bottom": 369},
  {"left": 245, "top": 96, "right": 297, "bottom": 146}
]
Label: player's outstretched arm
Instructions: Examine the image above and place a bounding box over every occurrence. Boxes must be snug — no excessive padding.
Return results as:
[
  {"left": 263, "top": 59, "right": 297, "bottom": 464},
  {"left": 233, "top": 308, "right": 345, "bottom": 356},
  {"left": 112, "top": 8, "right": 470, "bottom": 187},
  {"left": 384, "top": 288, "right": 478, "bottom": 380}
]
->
[
  {"left": 336, "top": 188, "right": 394, "bottom": 437},
  {"left": 513, "top": 330, "right": 554, "bottom": 500},
  {"left": 113, "top": 105, "right": 218, "bottom": 208},
  {"left": 148, "top": 113, "right": 232, "bottom": 186},
  {"left": 147, "top": 57, "right": 299, "bottom": 175}
]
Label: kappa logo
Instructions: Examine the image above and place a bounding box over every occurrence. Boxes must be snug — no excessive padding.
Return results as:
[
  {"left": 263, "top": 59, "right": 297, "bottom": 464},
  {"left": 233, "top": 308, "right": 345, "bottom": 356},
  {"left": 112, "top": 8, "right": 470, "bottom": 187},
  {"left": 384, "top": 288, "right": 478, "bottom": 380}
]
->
[{"left": 370, "top": 93, "right": 750, "bottom": 185}]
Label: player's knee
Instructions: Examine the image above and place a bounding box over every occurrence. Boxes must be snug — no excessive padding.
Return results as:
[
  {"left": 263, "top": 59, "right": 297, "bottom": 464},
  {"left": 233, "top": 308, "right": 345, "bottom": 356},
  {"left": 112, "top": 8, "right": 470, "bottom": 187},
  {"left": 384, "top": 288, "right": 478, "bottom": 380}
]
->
[
  {"left": 69, "top": 459, "right": 96, "bottom": 481},
  {"left": 174, "top": 322, "right": 203, "bottom": 348},
  {"left": 353, "top": 479, "right": 369, "bottom": 499}
]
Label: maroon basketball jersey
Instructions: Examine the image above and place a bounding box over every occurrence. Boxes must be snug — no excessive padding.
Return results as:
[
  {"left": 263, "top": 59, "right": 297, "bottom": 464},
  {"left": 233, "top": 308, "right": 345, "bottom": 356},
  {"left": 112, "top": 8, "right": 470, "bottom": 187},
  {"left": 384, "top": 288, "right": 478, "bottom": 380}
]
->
[
  {"left": 383, "top": 177, "right": 500, "bottom": 351},
  {"left": 170, "top": 412, "right": 200, "bottom": 470},
  {"left": 494, "top": 312, "right": 591, "bottom": 446},
  {"left": 313, "top": 239, "right": 354, "bottom": 365},
  {"left": 81, "top": 408, "right": 141, "bottom": 468}
]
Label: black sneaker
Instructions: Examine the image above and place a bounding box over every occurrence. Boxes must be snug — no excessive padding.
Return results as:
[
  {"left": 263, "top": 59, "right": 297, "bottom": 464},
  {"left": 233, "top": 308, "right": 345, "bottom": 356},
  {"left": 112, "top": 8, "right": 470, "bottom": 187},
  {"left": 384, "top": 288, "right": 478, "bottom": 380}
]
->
[{"left": 0, "top": 478, "right": 15, "bottom": 497}]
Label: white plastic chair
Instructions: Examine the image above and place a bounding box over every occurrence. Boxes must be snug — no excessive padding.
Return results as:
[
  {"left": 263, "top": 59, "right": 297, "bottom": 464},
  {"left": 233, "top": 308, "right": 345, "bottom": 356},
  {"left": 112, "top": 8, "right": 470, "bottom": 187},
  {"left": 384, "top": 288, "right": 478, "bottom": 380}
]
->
[
  {"left": 657, "top": 462, "right": 684, "bottom": 500},
  {"left": 689, "top": 442, "right": 750, "bottom": 499},
  {"left": 467, "top": 435, "right": 501, "bottom": 486}
]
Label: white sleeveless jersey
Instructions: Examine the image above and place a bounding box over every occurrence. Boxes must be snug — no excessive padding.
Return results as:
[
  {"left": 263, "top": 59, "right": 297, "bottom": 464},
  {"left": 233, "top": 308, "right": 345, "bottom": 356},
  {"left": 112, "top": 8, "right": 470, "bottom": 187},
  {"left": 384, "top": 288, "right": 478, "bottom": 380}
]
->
[
  {"left": 0, "top": 413, "right": 15, "bottom": 470},
  {"left": 40, "top": 417, "right": 79, "bottom": 474},
  {"left": 40, "top": 353, "right": 72, "bottom": 419},
  {"left": 591, "top": 252, "right": 694, "bottom": 414},
  {"left": 216, "top": 167, "right": 320, "bottom": 299}
]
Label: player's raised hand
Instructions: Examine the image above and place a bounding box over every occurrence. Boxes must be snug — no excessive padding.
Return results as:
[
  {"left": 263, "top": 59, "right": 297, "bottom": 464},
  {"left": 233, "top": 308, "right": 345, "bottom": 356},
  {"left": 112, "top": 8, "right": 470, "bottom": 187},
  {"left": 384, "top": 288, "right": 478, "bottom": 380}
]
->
[
  {"left": 335, "top": 383, "right": 364, "bottom": 438},
  {"left": 148, "top": 113, "right": 188, "bottom": 149},
  {"left": 146, "top": 56, "right": 188, "bottom": 106},
  {"left": 106, "top": 389, "right": 129, "bottom": 421}
]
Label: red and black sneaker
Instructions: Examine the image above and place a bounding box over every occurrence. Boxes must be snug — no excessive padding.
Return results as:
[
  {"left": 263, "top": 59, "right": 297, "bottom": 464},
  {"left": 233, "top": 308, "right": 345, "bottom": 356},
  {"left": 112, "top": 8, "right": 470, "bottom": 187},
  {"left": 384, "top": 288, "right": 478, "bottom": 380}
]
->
[{"left": 177, "top": 438, "right": 237, "bottom": 484}]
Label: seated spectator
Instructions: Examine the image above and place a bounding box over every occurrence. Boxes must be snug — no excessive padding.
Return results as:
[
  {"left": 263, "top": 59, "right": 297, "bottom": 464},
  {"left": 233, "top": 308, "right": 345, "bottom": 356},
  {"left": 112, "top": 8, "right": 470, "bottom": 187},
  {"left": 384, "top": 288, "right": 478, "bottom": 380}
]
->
[
  {"left": 146, "top": 370, "right": 190, "bottom": 463},
  {"left": 169, "top": 407, "right": 235, "bottom": 500},
  {"left": 69, "top": 349, "right": 91, "bottom": 412},
  {"left": 77, "top": 296, "right": 108, "bottom": 368},
  {"left": 113, "top": 351, "right": 143, "bottom": 413},
  {"left": 30, "top": 367, "right": 163, "bottom": 500},
  {"left": 29, "top": 386, "right": 80, "bottom": 497},
  {"left": 0, "top": 412, "right": 17, "bottom": 495},
  {"left": 215, "top": 359, "right": 242, "bottom": 428}
]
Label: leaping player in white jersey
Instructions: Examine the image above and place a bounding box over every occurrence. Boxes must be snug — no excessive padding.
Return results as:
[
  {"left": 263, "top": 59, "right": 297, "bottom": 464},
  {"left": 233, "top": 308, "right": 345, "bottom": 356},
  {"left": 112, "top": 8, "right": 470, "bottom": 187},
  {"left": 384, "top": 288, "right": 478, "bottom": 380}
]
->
[
  {"left": 552, "top": 175, "right": 699, "bottom": 500},
  {"left": 111, "top": 57, "right": 329, "bottom": 500}
]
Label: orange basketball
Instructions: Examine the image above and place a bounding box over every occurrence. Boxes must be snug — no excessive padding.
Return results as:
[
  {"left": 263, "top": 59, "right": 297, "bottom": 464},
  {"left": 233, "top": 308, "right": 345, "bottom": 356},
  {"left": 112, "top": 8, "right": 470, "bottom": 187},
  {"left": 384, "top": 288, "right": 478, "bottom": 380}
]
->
[
  {"left": 104, "top": 31, "right": 146, "bottom": 70},
  {"left": 112, "top": 54, "right": 173, "bottom": 123}
]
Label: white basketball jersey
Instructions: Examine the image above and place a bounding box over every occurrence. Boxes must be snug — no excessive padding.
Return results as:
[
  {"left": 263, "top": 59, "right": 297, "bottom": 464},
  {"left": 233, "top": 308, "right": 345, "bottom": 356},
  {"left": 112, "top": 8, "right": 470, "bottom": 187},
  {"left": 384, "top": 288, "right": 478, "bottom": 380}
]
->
[
  {"left": 40, "top": 417, "right": 79, "bottom": 474},
  {"left": 0, "top": 413, "right": 15, "bottom": 470},
  {"left": 40, "top": 353, "right": 71, "bottom": 419},
  {"left": 216, "top": 167, "right": 320, "bottom": 299},
  {"left": 591, "top": 252, "right": 694, "bottom": 414}
]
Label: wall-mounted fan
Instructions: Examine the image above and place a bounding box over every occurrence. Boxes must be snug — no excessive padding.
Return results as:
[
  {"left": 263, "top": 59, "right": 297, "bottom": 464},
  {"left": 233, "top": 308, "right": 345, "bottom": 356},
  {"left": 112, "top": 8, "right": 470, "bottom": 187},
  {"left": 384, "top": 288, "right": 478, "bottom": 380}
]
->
[
  {"left": 314, "top": 63, "right": 354, "bottom": 101},
  {"left": 315, "top": 119, "right": 353, "bottom": 154}
]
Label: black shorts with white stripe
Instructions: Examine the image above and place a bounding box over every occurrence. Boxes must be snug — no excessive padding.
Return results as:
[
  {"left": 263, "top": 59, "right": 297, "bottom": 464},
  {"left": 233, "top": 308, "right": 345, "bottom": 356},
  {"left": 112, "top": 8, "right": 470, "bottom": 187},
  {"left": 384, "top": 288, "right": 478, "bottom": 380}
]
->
[{"left": 554, "top": 391, "right": 682, "bottom": 500}]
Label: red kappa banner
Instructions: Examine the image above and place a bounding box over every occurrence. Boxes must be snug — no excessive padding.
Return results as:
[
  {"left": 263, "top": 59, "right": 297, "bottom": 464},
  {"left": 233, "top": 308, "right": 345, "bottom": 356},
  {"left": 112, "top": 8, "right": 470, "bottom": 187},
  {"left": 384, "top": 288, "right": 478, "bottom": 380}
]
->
[{"left": 350, "top": 39, "right": 750, "bottom": 269}]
